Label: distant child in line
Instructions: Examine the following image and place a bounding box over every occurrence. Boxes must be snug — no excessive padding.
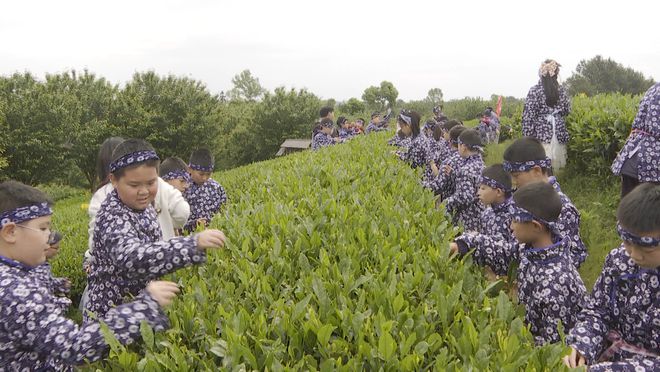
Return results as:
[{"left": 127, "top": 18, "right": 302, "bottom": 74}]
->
[
  {"left": 611, "top": 82, "right": 660, "bottom": 197},
  {"left": 422, "top": 119, "right": 460, "bottom": 184},
  {"left": 503, "top": 137, "right": 587, "bottom": 268},
  {"left": 366, "top": 109, "right": 391, "bottom": 134},
  {"left": 85, "top": 139, "right": 226, "bottom": 320},
  {"left": 477, "top": 107, "right": 501, "bottom": 144},
  {"left": 450, "top": 164, "right": 516, "bottom": 275},
  {"left": 337, "top": 116, "right": 356, "bottom": 140},
  {"left": 424, "top": 124, "right": 466, "bottom": 199},
  {"left": 565, "top": 183, "right": 660, "bottom": 370},
  {"left": 159, "top": 156, "right": 193, "bottom": 236},
  {"left": 443, "top": 128, "right": 485, "bottom": 232},
  {"left": 0, "top": 180, "right": 180, "bottom": 369},
  {"left": 183, "top": 148, "right": 227, "bottom": 232},
  {"left": 395, "top": 110, "right": 431, "bottom": 169},
  {"left": 312, "top": 118, "right": 340, "bottom": 150},
  {"left": 319, "top": 106, "right": 335, "bottom": 122}
]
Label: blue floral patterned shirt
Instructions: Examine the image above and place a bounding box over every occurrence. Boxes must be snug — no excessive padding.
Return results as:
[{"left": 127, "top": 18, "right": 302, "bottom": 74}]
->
[
  {"left": 444, "top": 154, "right": 485, "bottom": 232},
  {"left": 183, "top": 178, "right": 227, "bottom": 232},
  {"left": 522, "top": 81, "right": 571, "bottom": 144},
  {"left": 567, "top": 246, "right": 660, "bottom": 370},
  {"left": 1, "top": 256, "right": 168, "bottom": 370}
]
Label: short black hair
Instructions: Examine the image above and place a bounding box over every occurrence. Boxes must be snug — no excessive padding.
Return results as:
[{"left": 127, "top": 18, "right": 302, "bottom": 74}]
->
[
  {"left": 503, "top": 137, "right": 550, "bottom": 173},
  {"left": 617, "top": 183, "right": 660, "bottom": 234},
  {"left": 189, "top": 148, "right": 214, "bottom": 169},
  {"left": 442, "top": 119, "right": 461, "bottom": 132},
  {"left": 96, "top": 137, "right": 124, "bottom": 190},
  {"left": 408, "top": 111, "right": 422, "bottom": 137},
  {"left": 458, "top": 129, "right": 482, "bottom": 148},
  {"left": 336, "top": 116, "right": 348, "bottom": 127},
  {"left": 111, "top": 139, "right": 160, "bottom": 179},
  {"left": 482, "top": 164, "right": 512, "bottom": 191},
  {"left": 159, "top": 157, "right": 188, "bottom": 177},
  {"left": 319, "top": 106, "right": 334, "bottom": 118},
  {"left": 449, "top": 125, "right": 467, "bottom": 144},
  {"left": 432, "top": 124, "right": 444, "bottom": 141},
  {"left": 0, "top": 181, "right": 53, "bottom": 216},
  {"left": 513, "top": 181, "right": 562, "bottom": 222}
]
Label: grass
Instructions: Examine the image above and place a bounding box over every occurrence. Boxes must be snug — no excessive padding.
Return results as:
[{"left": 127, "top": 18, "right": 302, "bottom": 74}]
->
[{"left": 484, "top": 140, "right": 620, "bottom": 289}]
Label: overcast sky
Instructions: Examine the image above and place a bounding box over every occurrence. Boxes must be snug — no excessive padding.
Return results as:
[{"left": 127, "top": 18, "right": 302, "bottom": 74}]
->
[{"left": 1, "top": 0, "right": 658, "bottom": 101}]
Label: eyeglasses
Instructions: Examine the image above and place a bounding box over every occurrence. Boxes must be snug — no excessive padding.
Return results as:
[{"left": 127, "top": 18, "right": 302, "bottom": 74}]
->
[{"left": 16, "top": 224, "right": 57, "bottom": 244}]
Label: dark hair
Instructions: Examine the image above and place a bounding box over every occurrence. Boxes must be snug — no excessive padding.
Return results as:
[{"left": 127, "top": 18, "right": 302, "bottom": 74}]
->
[
  {"left": 336, "top": 116, "right": 348, "bottom": 127},
  {"left": 617, "top": 183, "right": 660, "bottom": 234},
  {"left": 96, "top": 137, "right": 124, "bottom": 190},
  {"left": 319, "top": 106, "right": 334, "bottom": 118},
  {"left": 482, "top": 164, "right": 512, "bottom": 191},
  {"left": 320, "top": 118, "right": 334, "bottom": 127},
  {"left": 458, "top": 129, "right": 482, "bottom": 148},
  {"left": 513, "top": 181, "right": 562, "bottom": 222},
  {"left": 110, "top": 139, "right": 160, "bottom": 179},
  {"left": 432, "top": 124, "right": 444, "bottom": 141},
  {"left": 189, "top": 148, "right": 214, "bottom": 169},
  {"left": 442, "top": 119, "right": 461, "bottom": 132},
  {"left": 371, "top": 111, "right": 380, "bottom": 119},
  {"left": 357, "top": 118, "right": 366, "bottom": 124},
  {"left": 541, "top": 60, "right": 560, "bottom": 107},
  {"left": 0, "top": 180, "right": 53, "bottom": 217},
  {"left": 449, "top": 125, "right": 467, "bottom": 145},
  {"left": 159, "top": 157, "right": 188, "bottom": 177},
  {"left": 503, "top": 137, "right": 550, "bottom": 174}
]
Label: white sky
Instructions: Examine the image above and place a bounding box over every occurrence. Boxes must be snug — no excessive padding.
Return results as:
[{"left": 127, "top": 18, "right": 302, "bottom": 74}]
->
[{"left": 1, "top": 0, "right": 658, "bottom": 101}]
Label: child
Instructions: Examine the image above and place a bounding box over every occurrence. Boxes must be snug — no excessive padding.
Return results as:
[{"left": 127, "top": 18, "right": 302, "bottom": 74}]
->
[
  {"left": 0, "top": 180, "right": 179, "bottom": 369},
  {"left": 31, "top": 231, "right": 72, "bottom": 311},
  {"left": 85, "top": 139, "right": 226, "bottom": 320},
  {"left": 422, "top": 120, "right": 458, "bottom": 184},
  {"left": 337, "top": 116, "right": 355, "bottom": 140},
  {"left": 354, "top": 118, "right": 366, "bottom": 135},
  {"left": 424, "top": 125, "right": 466, "bottom": 199},
  {"left": 183, "top": 148, "right": 228, "bottom": 232},
  {"left": 157, "top": 156, "right": 192, "bottom": 237},
  {"left": 422, "top": 118, "right": 437, "bottom": 139},
  {"left": 433, "top": 105, "right": 448, "bottom": 123},
  {"left": 477, "top": 107, "right": 501, "bottom": 144},
  {"left": 312, "top": 118, "right": 338, "bottom": 150},
  {"left": 319, "top": 106, "right": 335, "bottom": 121},
  {"left": 611, "top": 82, "right": 660, "bottom": 197},
  {"left": 503, "top": 137, "right": 587, "bottom": 268},
  {"left": 450, "top": 164, "right": 516, "bottom": 275},
  {"left": 395, "top": 110, "right": 431, "bottom": 169},
  {"left": 564, "top": 183, "right": 660, "bottom": 370},
  {"left": 443, "top": 129, "right": 485, "bottom": 232},
  {"left": 366, "top": 109, "right": 391, "bottom": 133},
  {"left": 160, "top": 156, "right": 192, "bottom": 193}
]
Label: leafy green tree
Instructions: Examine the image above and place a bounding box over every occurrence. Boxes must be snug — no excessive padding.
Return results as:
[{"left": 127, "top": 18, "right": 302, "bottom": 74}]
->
[
  {"left": 565, "top": 55, "right": 655, "bottom": 96},
  {"left": 426, "top": 88, "right": 443, "bottom": 105},
  {"left": 111, "top": 71, "right": 222, "bottom": 163},
  {"left": 341, "top": 98, "right": 366, "bottom": 115},
  {"left": 362, "top": 81, "right": 399, "bottom": 111},
  {"left": 228, "top": 69, "right": 266, "bottom": 101}
]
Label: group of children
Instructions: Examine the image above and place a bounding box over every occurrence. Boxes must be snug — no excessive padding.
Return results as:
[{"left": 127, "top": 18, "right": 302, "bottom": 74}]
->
[
  {"left": 311, "top": 106, "right": 392, "bottom": 150},
  {"left": 390, "top": 105, "right": 658, "bottom": 369},
  {"left": 0, "top": 138, "right": 229, "bottom": 369}
]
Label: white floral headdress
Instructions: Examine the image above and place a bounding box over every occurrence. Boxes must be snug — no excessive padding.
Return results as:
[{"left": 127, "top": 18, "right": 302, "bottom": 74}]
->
[{"left": 538, "top": 59, "right": 561, "bottom": 78}]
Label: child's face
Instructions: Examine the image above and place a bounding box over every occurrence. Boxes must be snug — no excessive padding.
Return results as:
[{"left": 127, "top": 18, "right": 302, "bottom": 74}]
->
[
  {"left": 167, "top": 178, "right": 189, "bottom": 193},
  {"left": 509, "top": 167, "right": 544, "bottom": 188},
  {"left": 373, "top": 116, "right": 381, "bottom": 124},
  {"left": 190, "top": 169, "right": 212, "bottom": 185},
  {"left": 7, "top": 216, "right": 52, "bottom": 267},
  {"left": 45, "top": 241, "right": 60, "bottom": 259},
  {"left": 478, "top": 184, "right": 502, "bottom": 206},
  {"left": 458, "top": 143, "right": 471, "bottom": 158},
  {"left": 443, "top": 131, "right": 450, "bottom": 141},
  {"left": 111, "top": 164, "right": 159, "bottom": 211},
  {"left": 623, "top": 233, "right": 660, "bottom": 269},
  {"left": 510, "top": 220, "right": 543, "bottom": 244}
]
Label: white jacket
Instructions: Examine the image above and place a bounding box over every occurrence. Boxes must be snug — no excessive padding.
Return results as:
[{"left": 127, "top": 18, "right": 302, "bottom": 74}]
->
[{"left": 85, "top": 178, "right": 190, "bottom": 261}]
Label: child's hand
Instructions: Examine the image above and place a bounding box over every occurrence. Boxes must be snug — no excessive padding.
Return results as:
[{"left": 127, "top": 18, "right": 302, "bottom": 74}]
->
[
  {"left": 443, "top": 165, "right": 452, "bottom": 175},
  {"left": 196, "top": 229, "right": 227, "bottom": 250},
  {"left": 449, "top": 242, "right": 458, "bottom": 254},
  {"left": 196, "top": 218, "right": 208, "bottom": 228},
  {"left": 562, "top": 347, "right": 586, "bottom": 368},
  {"left": 146, "top": 281, "right": 180, "bottom": 308},
  {"left": 430, "top": 161, "right": 439, "bottom": 176}
]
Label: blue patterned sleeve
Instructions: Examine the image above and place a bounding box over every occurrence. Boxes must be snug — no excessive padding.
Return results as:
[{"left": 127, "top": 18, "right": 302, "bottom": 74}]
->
[
  {"left": 558, "top": 200, "right": 587, "bottom": 268},
  {"left": 3, "top": 286, "right": 168, "bottom": 366},
  {"left": 455, "top": 233, "right": 518, "bottom": 276},
  {"left": 567, "top": 250, "right": 617, "bottom": 363},
  {"left": 51, "top": 276, "right": 70, "bottom": 295},
  {"left": 557, "top": 86, "right": 571, "bottom": 117},
  {"left": 445, "top": 168, "right": 478, "bottom": 214},
  {"left": 210, "top": 182, "right": 227, "bottom": 214},
  {"left": 522, "top": 87, "right": 537, "bottom": 138},
  {"left": 106, "top": 227, "right": 207, "bottom": 280}
]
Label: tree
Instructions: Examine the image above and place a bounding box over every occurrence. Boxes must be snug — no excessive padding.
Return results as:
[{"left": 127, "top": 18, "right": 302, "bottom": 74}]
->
[
  {"left": 228, "top": 69, "right": 266, "bottom": 101},
  {"left": 362, "top": 81, "right": 399, "bottom": 111},
  {"left": 564, "top": 55, "right": 655, "bottom": 96},
  {"left": 342, "top": 98, "right": 366, "bottom": 115},
  {"left": 426, "top": 88, "right": 443, "bottom": 105}
]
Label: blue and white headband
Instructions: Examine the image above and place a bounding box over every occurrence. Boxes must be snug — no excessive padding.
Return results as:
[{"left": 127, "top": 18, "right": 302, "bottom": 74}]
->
[
  {"left": 0, "top": 202, "right": 53, "bottom": 228},
  {"left": 617, "top": 223, "right": 660, "bottom": 247},
  {"left": 189, "top": 163, "right": 214, "bottom": 172},
  {"left": 433, "top": 106, "right": 441, "bottom": 114},
  {"left": 423, "top": 121, "right": 437, "bottom": 131},
  {"left": 480, "top": 176, "right": 510, "bottom": 192},
  {"left": 457, "top": 137, "right": 484, "bottom": 153},
  {"left": 109, "top": 150, "right": 160, "bottom": 173},
  {"left": 162, "top": 169, "right": 192, "bottom": 183},
  {"left": 511, "top": 205, "right": 556, "bottom": 232},
  {"left": 503, "top": 157, "right": 552, "bottom": 173},
  {"left": 398, "top": 112, "right": 412, "bottom": 125}
]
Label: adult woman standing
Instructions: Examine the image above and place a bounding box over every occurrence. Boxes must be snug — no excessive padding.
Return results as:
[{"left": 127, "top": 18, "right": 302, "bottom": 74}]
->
[{"left": 521, "top": 59, "right": 571, "bottom": 169}]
